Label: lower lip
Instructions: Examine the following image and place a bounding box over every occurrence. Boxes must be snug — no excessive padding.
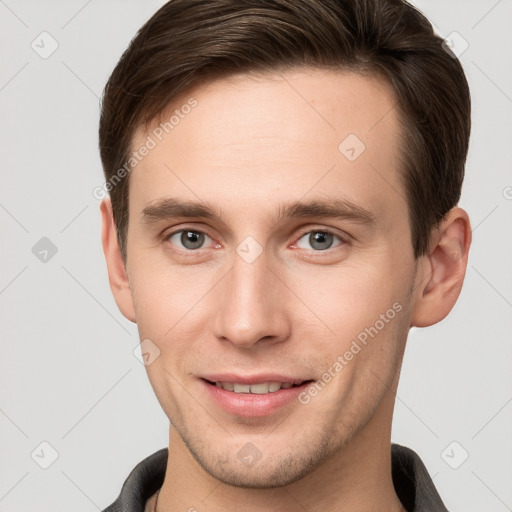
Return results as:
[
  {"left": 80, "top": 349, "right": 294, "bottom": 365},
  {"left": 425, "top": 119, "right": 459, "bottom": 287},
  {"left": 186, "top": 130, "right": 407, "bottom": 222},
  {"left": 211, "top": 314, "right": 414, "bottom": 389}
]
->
[{"left": 201, "top": 379, "right": 313, "bottom": 418}]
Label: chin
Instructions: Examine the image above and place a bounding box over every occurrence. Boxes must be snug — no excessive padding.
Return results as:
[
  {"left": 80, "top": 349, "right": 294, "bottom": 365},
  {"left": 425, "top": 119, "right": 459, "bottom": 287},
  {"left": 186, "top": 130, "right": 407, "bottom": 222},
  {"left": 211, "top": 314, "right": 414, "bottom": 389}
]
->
[{"left": 182, "top": 432, "right": 336, "bottom": 489}]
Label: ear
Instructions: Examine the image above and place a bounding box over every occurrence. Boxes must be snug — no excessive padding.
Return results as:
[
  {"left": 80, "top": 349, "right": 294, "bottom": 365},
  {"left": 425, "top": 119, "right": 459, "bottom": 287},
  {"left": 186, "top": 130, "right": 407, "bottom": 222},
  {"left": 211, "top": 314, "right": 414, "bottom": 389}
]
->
[
  {"left": 100, "top": 198, "right": 136, "bottom": 323},
  {"left": 411, "top": 206, "right": 472, "bottom": 327}
]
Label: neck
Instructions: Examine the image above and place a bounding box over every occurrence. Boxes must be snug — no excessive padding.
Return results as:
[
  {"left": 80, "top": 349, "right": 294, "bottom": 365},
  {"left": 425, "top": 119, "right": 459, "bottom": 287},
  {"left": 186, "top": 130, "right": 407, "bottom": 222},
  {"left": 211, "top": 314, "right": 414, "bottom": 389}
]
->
[{"left": 155, "top": 388, "right": 404, "bottom": 512}]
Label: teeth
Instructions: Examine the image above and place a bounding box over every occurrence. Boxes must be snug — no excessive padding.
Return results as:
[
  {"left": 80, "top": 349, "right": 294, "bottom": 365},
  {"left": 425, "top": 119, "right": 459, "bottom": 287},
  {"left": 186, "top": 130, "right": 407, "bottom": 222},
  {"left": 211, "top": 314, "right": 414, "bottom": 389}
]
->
[
  {"left": 250, "top": 383, "right": 273, "bottom": 394},
  {"left": 234, "top": 383, "right": 251, "bottom": 393},
  {"left": 215, "top": 381, "right": 302, "bottom": 394},
  {"left": 222, "top": 382, "right": 234, "bottom": 391}
]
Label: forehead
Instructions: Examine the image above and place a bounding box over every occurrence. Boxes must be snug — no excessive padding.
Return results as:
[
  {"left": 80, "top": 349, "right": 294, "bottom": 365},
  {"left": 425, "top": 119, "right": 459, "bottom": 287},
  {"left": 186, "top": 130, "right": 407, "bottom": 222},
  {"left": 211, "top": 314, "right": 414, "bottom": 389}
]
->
[{"left": 129, "top": 68, "right": 405, "bottom": 229}]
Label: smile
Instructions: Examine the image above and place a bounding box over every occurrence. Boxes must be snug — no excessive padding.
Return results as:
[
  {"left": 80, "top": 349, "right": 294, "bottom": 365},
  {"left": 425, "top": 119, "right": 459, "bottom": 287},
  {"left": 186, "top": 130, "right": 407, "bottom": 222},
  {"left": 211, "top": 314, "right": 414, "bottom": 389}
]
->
[
  {"left": 201, "top": 377, "right": 315, "bottom": 417},
  {"left": 211, "top": 381, "right": 306, "bottom": 394}
]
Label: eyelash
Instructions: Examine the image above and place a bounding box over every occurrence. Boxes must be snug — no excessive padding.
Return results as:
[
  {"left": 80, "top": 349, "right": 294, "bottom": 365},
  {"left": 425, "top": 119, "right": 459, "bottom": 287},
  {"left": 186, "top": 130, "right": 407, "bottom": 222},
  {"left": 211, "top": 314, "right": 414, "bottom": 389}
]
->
[{"left": 163, "top": 226, "right": 348, "bottom": 254}]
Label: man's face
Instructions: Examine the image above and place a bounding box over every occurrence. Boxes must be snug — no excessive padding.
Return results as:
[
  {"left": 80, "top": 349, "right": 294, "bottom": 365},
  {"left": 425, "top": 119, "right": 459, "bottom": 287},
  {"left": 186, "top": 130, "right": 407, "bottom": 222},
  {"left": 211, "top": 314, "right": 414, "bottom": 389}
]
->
[{"left": 124, "top": 68, "right": 420, "bottom": 487}]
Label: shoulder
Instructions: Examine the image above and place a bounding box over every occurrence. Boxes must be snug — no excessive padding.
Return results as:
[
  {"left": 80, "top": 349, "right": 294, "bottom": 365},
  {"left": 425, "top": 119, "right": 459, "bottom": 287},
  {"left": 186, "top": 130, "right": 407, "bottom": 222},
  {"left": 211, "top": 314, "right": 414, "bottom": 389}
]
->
[
  {"left": 101, "top": 448, "right": 168, "bottom": 512},
  {"left": 391, "top": 443, "right": 449, "bottom": 512}
]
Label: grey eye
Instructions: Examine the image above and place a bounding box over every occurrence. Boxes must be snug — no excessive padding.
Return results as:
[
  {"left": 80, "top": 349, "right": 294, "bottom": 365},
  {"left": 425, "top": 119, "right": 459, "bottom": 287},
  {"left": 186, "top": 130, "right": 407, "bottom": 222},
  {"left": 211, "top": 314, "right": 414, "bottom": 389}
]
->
[
  {"left": 296, "top": 231, "right": 342, "bottom": 251},
  {"left": 169, "top": 230, "right": 209, "bottom": 250}
]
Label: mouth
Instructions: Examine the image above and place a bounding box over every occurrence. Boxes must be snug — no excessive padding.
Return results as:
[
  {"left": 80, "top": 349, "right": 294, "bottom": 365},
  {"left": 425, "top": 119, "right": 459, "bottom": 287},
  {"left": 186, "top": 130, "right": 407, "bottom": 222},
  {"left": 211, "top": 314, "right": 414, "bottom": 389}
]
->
[
  {"left": 200, "top": 376, "right": 315, "bottom": 417},
  {"left": 203, "top": 379, "right": 312, "bottom": 394}
]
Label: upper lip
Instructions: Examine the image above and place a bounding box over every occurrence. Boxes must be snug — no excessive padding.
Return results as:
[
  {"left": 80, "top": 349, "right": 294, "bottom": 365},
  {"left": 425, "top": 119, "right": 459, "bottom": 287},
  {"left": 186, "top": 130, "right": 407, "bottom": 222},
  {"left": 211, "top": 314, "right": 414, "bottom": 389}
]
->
[{"left": 201, "top": 374, "right": 313, "bottom": 385}]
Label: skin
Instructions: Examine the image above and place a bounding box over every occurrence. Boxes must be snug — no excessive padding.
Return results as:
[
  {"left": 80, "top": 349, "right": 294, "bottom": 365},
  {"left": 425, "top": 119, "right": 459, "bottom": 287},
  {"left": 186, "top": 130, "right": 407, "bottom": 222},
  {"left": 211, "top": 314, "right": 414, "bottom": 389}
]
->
[{"left": 101, "top": 68, "right": 471, "bottom": 512}]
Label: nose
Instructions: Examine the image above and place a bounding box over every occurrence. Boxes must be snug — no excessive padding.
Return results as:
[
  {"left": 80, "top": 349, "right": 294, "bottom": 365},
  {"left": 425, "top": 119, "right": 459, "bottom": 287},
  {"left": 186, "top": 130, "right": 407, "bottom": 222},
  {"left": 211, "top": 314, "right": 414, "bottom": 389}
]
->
[{"left": 212, "top": 249, "right": 291, "bottom": 349}]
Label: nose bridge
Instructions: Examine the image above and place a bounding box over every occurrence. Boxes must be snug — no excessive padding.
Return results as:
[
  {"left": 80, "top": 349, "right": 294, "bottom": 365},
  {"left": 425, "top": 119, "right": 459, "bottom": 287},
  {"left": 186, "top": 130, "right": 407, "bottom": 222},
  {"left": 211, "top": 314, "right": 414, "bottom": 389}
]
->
[{"left": 212, "top": 250, "right": 289, "bottom": 348}]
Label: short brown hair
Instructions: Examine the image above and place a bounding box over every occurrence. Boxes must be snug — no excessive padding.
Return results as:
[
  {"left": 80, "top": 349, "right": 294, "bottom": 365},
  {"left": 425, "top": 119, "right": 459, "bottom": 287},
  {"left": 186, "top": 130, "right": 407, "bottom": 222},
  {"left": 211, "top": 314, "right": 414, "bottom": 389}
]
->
[{"left": 99, "top": 0, "right": 471, "bottom": 260}]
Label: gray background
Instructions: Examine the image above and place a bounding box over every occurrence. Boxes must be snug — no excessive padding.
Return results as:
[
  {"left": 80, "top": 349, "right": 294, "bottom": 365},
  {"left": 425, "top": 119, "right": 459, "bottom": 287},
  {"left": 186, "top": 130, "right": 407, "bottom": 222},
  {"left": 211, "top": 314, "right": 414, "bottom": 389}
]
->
[{"left": 0, "top": 0, "right": 511, "bottom": 511}]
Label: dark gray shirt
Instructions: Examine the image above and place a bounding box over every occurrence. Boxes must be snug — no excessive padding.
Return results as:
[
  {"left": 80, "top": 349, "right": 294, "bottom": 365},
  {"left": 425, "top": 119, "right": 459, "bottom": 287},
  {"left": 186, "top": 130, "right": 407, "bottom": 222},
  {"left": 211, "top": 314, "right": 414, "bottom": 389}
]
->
[{"left": 102, "top": 443, "right": 449, "bottom": 511}]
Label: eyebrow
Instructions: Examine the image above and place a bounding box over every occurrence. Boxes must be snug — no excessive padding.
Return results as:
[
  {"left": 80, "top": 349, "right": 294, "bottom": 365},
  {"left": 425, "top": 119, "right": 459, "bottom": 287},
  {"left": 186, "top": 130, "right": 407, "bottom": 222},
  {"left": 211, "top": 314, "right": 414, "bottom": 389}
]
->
[{"left": 141, "top": 197, "right": 377, "bottom": 226}]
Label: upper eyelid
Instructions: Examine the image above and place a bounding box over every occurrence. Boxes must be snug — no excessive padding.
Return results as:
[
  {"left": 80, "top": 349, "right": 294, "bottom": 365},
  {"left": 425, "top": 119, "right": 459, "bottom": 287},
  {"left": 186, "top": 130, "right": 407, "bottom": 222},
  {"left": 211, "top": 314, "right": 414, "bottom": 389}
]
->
[
  {"left": 295, "top": 227, "right": 347, "bottom": 240},
  {"left": 164, "top": 224, "right": 215, "bottom": 239}
]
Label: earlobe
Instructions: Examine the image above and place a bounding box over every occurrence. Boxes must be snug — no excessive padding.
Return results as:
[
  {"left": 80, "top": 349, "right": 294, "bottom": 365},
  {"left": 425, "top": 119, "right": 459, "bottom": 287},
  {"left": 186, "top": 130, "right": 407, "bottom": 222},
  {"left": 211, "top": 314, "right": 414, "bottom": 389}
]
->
[
  {"left": 100, "top": 198, "right": 137, "bottom": 323},
  {"left": 410, "top": 207, "right": 472, "bottom": 328}
]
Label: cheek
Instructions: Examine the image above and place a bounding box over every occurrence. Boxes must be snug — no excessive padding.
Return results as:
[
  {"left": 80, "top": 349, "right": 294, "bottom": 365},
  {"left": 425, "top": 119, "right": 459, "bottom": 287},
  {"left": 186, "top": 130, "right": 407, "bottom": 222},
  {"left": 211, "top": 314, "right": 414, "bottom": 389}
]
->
[
  {"left": 312, "top": 296, "right": 410, "bottom": 415},
  {"left": 286, "top": 257, "right": 412, "bottom": 388},
  {"left": 291, "top": 258, "right": 407, "bottom": 329},
  {"left": 128, "top": 258, "right": 205, "bottom": 334},
  {"left": 128, "top": 261, "right": 218, "bottom": 384}
]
